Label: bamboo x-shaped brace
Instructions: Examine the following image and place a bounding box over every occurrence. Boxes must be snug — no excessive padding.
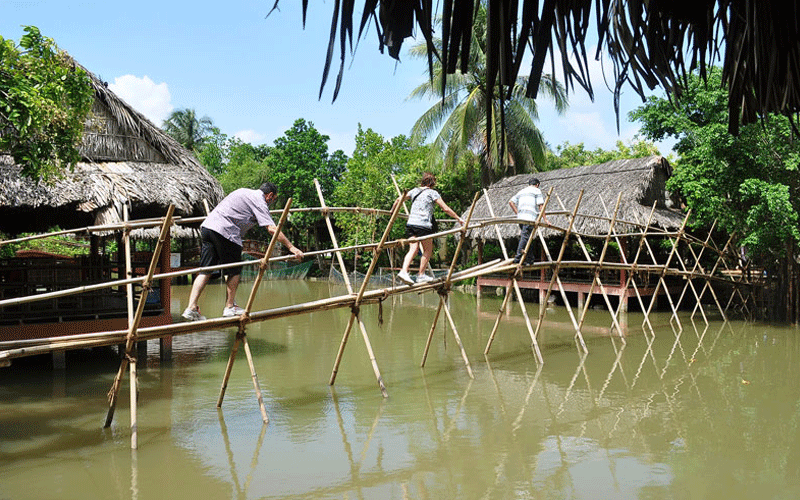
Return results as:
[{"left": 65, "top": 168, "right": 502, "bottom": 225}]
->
[
  {"left": 483, "top": 187, "right": 554, "bottom": 364},
  {"left": 319, "top": 179, "right": 405, "bottom": 397},
  {"left": 216, "top": 198, "right": 294, "bottom": 424},
  {"left": 104, "top": 204, "right": 175, "bottom": 450},
  {"left": 419, "top": 192, "right": 480, "bottom": 377}
]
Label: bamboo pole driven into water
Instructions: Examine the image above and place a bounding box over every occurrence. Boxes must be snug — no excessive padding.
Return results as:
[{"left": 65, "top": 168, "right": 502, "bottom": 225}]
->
[{"left": 104, "top": 205, "right": 175, "bottom": 449}]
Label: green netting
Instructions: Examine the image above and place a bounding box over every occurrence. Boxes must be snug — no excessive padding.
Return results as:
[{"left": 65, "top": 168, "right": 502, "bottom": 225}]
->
[{"left": 241, "top": 255, "right": 312, "bottom": 280}]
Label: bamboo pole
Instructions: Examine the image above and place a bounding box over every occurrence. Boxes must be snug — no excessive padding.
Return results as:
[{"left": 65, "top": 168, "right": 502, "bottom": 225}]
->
[
  {"left": 104, "top": 205, "right": 175, "bottom": 442},
  {"left": 315, "top": 179, "right": 355, "bottom": 293},
  {"left": 123, "top": 203, "right": 138, "bottom": 450},
  {"left": 609, "top": 202, "right": 659, "bottom": 336},
  {"left": 642, "top": 210, "right": 692, "bottom": 331}
]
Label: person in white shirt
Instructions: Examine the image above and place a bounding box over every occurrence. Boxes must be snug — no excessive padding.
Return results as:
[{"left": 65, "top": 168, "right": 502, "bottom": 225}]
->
[
  {"left": 508, "top": 178, "right": 545, "bottom": 265},
  {"left": 391, "top": 172, "right": 464, "bottom": 284},
  {"left": 182, "top": 182, "right": 303, "bottom": 321}
]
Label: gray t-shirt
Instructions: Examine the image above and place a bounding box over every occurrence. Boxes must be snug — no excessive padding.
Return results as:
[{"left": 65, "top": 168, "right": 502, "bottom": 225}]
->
[
  {"left": 407, "top": 187, "right": 441, "bottom": 228},
  {"left": 201, "top": 188, "right": 275, "bottom": 246}
]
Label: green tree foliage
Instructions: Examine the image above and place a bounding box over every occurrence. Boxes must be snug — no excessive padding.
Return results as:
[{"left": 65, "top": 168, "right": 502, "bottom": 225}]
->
[
  {"left": 332, "top": 126, "right": 424, "bottom": 250},
  {"left": 630, "top": 68, "right": 800, "bottom": 262},
  {"left": 408, "top": 2, "right": 568, "bottom": 188},
  {"left": 0, "top": 26, "right": 94, "bottom": 180},
  {"left": 215, "top": 138, "right": 272, "bottom": 194},
  {"left": 162, "top": 108, "right": 213, "bottom": 151},
  {"left": 263, "top": 118, "right": 343, "bottom": 209},
  {"left": 544, "top": 139, "right": 662, "bottom": 170},
  {"left": 195, "top": 127, "right": 229, "bottom": 175}
]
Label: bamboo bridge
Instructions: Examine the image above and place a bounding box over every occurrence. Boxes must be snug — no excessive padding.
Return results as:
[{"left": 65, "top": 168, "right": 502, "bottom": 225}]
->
[{"left": 0, "top": 180, "right": 759, "bottom": 449}]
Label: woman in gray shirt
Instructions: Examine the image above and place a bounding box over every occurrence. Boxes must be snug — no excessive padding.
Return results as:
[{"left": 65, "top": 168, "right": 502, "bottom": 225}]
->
[{"left": 391, "top": 172, "right": 463, "bottom": 284}]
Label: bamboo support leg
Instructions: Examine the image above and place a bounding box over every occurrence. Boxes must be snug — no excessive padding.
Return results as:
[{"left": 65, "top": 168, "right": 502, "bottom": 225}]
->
[
  {"left": 242, "top": 335, "right": 269, "bottom": 423},
  {"left": 217, "top": 336, "right": 242, "bottom": 407},
  {"left": 356, "top": 315, "right": 388, "bottom": 397},
  {"left": 329, "top": 313, "right": 357, "bottom": 386},
  {"left": 421, "top": 298, "right": 445, "bottom": 367},
  {"left": 512, "top": 280, "right": 543, "bottom": 364},
  {"left": 441, "top": 298, "right": 474, "bottom": 378},
  {"left": 130, "top": 359, "right": 138, "bottom": 449}
]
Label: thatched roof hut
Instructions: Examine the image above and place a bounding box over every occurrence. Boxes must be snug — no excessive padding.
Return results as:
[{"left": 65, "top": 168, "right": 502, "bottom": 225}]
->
[
  {"left": 0, "top": 63, "right": 223, "bottom": 238},
  {"left": 463, "top": 156, "right": 684, "bottom": 242}
]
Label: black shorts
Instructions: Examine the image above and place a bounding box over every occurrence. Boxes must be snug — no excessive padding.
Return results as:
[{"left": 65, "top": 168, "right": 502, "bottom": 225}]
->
[
  {"left": 407, "top": 224, "right": 434, "bottom": 238},
  {"left": 199, "top": 227, "right": 243, "bottom": 277}
]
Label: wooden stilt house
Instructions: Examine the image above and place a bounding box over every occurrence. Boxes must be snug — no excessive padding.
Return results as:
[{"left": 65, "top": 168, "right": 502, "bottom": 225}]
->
[{"left": 0, "top": 62, "right": 223, "bottom": 346}]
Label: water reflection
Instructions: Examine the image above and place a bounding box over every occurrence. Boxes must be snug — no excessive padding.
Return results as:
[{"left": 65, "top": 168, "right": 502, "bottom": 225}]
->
[{"left": 3, "top": 281, "right": 800, "bottom": 498}]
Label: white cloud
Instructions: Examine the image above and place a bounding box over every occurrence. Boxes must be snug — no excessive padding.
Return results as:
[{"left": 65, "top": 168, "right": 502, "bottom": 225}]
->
[
  {"left": 234, "top": 129, "right": 267, "bottom": 144},
  {"left": 108, "top": 75, "right": 173, "bottom": 126}
]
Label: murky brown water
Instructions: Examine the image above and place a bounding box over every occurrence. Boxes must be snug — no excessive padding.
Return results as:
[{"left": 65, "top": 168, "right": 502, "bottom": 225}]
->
[{"left": 2, "top": 279, "right": 800, "bottom": 499}]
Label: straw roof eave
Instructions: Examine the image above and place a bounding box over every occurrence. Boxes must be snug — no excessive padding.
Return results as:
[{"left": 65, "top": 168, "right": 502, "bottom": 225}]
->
[{"left": 0, "top": 60, "right": 223, "bottom": 237}]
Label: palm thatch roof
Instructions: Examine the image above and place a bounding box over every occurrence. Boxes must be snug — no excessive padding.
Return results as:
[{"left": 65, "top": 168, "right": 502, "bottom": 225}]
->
[
  {"left": 0, "top": 63, "right": 223, "bottom": 238},
  {"left": 284, "top": 1, "right": 799, "bottom": 135},
  {"left": 462, "top": 155, "right": 684, "bottom": 241}
]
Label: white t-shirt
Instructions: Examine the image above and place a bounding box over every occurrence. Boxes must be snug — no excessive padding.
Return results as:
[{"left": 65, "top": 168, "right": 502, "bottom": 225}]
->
[
  {"left": 407, "top": 187, "right": 441, "bottom": 228},
  {"left": 510, "top": 185, "right": 544, "bottom": 222}
]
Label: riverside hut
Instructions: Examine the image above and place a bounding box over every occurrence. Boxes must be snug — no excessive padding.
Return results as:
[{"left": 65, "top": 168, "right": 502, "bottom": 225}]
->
[
  {"left": 0, "top": 62, "right": 223, "bottom": 348},
  {"left": 465, "top": 156, "right": 686, "bottom": 310}
]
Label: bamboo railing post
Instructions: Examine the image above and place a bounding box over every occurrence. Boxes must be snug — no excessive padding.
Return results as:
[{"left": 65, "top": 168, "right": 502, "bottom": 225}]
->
[
  {"left": 315, "top": 180, "right": 355, "bottom": 293},
  {"left": 483, "top": 188, "right": 510, "bottom": 261},
  {"left": 104, "top": 205, "right": 175, "bottom": 448}
]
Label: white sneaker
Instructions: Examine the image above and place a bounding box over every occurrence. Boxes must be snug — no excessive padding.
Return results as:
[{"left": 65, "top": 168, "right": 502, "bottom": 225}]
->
[
  {"left": 397, "top": 270, "right": 414, "bottom": 285},
  {"left": 416, "top": 274, "right": 434, "bottom": 284},
  {"left": 223, "top": 304, "right": 247, "bottom": 317},
  {"left": 182, "top": 307, "right": 206, "bottom": 321}
]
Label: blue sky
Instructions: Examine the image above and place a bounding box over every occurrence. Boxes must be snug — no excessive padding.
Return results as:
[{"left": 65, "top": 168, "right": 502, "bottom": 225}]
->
[{"left": 1, "top": 0, "right": 673, "bottom": 157}]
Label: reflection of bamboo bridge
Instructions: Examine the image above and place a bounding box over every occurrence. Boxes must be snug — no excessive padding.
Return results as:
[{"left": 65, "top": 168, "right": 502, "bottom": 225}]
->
[{"left": 0, "top": 179, "right": 758, "bottom": 448}]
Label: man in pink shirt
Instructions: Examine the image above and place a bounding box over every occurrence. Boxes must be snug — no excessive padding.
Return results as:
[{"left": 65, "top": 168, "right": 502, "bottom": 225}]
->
[{"left": 182, "top": 182, "right": 303, "bottom": 321}]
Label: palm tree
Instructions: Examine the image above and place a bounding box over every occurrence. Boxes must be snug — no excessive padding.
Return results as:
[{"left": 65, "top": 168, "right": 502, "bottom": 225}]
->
[
  {"left": 409, "top": 5, "right": 568, "bottom": 187},
  {"left": 162, "top": 108, "right": 214, "bottom": 152}
]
